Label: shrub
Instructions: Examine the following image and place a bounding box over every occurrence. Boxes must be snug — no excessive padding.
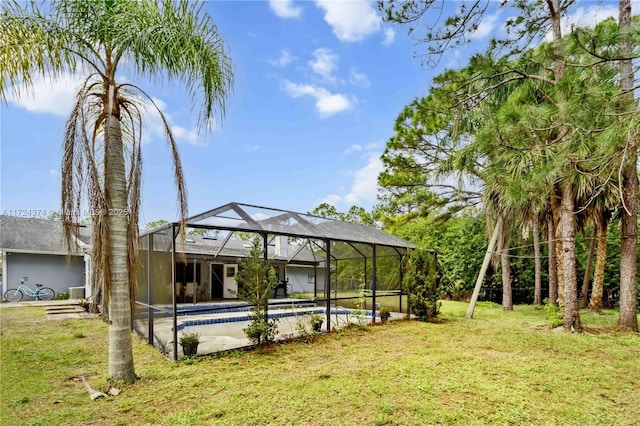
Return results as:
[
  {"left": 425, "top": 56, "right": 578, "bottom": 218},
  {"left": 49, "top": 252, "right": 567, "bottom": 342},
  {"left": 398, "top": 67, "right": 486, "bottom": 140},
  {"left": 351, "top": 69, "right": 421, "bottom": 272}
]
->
[
  {"left": 543, "top": 298, "right": 563, "bottom": 328},
  {"left": 235, "top": 237, "right": 279, "bottom": 346},
  {"left": 403, "top": 249, "right": 440, "bottom": 321},
  {"left": 379, "top": 305, "right": 391, "bottom": 322}
]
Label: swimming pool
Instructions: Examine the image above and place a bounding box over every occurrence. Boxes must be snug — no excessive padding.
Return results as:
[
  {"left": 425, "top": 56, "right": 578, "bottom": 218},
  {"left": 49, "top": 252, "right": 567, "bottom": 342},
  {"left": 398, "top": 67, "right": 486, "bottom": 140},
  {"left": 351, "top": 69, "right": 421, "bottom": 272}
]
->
[{"left": 176, "top": 307, "right": 380, "bottom": 332}]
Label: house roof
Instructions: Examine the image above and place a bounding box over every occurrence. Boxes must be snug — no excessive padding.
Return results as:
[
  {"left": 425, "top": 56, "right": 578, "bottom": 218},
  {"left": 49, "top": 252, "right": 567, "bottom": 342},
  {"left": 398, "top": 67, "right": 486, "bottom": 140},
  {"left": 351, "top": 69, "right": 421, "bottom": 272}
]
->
[
  {"left": 176, "top": 234, "right": 321, "bottom": 264},
  {"left": 0, "top": 215, "right": 91, "bottom": 256}
]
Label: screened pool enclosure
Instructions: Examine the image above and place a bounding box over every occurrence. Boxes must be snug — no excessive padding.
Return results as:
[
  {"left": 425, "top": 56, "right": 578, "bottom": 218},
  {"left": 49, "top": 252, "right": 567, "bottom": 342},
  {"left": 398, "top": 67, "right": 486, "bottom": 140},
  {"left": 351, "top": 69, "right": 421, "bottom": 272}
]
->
[{"left": 135, "top": 202, "right": 425, "bottom": 359}]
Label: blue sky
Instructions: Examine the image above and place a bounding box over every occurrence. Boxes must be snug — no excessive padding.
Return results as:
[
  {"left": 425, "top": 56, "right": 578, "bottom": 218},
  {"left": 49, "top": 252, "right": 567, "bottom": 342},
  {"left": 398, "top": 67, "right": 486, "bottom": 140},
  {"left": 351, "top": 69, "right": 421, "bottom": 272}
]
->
[{"left": 0, "top": 0, "right": 625, "bottom": 225}]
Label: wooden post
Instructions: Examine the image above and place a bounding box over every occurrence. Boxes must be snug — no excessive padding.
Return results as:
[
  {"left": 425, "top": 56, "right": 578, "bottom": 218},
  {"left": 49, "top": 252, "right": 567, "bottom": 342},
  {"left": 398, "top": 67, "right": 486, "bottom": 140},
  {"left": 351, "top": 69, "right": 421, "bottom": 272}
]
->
[{"left": 465, "top": 218, "right": 502, "bottom": 319}]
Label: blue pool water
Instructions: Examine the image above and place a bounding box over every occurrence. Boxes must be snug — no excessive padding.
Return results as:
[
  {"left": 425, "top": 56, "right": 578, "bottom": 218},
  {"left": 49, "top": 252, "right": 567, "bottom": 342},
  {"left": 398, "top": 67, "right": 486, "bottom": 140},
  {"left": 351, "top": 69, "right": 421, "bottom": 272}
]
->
[
  {"left": 176, "top": 308, "right": 380, "bottom": 332},
  {"left": 176, "top": 301, "right": 317, "bottom": 316}
]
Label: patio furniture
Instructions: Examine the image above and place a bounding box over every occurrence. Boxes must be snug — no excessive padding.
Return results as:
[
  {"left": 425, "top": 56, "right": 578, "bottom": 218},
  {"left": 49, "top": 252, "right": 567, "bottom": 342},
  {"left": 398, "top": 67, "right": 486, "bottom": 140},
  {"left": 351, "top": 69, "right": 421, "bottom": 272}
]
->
[
  {"left": 175, "top": 282, "right": 184, "bottom": 303},
  {"left": 273, "top": 279, "right": 289, "bottom": 299},
  {"left": 184, "top": 282, "right": 196, "bottom": 303}
]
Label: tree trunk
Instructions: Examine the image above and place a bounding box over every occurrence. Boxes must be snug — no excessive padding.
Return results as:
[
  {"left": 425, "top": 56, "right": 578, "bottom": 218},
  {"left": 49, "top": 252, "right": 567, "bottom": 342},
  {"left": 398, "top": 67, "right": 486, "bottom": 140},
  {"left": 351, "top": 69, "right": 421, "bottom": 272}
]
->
[
  {"left": 591, "top": 218, "right": 607, "bottom": 313},
  {"left": 579, "top": 226, "right": 597, "bottom": 309},
  {"left": 560, "top": 183, "right": 582, "bottom": 332},
  {"left": 556, "top": 237, "right": 565, "bottom": 309},
  {"left": 551, "top": 193, "right": 565, "bottom": 308},
  {"left": 533, "top": 218, "right": 542, "bottom": 305},
  {"left": 105, "top": 112, "right": 136, "bottom": 383},
  {"left": 548, "top": 216, "right": 558, "bottom": 306},
  {"left": 501, "top": 248, "right": 513, "bottom": 311},
  {"left": 617, "top": 0, "right": 639, "bottom": 331},
  {"left": 618, "top": 152, "right": 639, "bottom": 330},
  {"left": 500, "top": 220, "right": 513, "bottom": 311}
]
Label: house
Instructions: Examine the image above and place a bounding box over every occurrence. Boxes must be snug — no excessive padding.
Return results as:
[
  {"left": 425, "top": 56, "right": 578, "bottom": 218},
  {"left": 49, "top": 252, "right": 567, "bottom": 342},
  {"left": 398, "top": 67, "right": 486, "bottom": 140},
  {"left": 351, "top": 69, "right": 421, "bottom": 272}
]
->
[
  {"left": 177, "top": 234, "right": 324, "bottom": 298},
  {"left": 0, "top": 213, "right": 323, "bottom": 303},
  {"left": 137, "top": 231, "right": 326, "bottom": 304},
  {"left": 0, "top": 215, "right": 91, "bottom": 297}
]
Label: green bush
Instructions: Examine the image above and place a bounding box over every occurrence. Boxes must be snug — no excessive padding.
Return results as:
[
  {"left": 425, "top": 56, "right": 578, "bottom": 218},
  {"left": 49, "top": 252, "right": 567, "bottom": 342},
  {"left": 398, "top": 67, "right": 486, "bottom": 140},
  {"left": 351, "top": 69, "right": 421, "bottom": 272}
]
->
[
  {"left": 235, "top": 237, "right": 279, "bottom": 346},
  {"left": 404, "top": 249, "right": 440, "bottom": 321},
  {"left": 543, "top": 298, "right": 563, "bottom": 328}
]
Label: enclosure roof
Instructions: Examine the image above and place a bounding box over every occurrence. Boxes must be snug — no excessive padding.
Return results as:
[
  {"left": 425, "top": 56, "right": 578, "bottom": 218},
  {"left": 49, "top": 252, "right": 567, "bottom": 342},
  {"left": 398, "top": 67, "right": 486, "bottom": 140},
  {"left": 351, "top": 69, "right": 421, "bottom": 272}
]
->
[{"left": 182, "top": 202, "right": 416, "bottom": 249}]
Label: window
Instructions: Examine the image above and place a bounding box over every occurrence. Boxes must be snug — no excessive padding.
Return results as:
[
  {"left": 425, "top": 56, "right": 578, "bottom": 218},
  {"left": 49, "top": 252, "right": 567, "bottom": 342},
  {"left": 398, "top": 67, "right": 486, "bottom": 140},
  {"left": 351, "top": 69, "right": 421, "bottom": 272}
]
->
[
  {"left": 175, "top": 262, "right": 201, "bottom": 283},
  {"left": 308, "top": 271, "right": 315, "bottom": 285},
  {"left": 226, "top": 266, "right": 236, "bottom": 278}
]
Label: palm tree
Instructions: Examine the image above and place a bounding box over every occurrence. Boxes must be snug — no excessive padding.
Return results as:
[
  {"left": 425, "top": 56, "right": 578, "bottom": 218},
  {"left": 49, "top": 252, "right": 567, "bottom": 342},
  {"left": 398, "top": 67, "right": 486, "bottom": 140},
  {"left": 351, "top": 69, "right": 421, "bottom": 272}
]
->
[
  {"left": 617, "top": 0, "right": 638, "bottom": 331},
  {"left": 0, "top": 0, "right": 233, "bottom": 382}
]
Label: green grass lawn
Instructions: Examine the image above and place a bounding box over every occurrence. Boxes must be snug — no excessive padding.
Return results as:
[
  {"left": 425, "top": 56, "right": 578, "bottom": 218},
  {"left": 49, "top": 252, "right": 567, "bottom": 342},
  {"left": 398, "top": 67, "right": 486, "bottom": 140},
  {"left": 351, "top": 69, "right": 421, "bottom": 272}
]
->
[{"left": 1, "top": 301, "right": 639, "bottom": 425}]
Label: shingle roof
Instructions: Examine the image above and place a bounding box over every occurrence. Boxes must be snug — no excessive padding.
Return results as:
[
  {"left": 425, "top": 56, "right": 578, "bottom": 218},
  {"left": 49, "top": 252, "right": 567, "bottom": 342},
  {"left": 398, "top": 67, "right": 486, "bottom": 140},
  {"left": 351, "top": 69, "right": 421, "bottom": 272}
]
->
[
  {"left": 0, "top": 215, "right": 91, "bottom": 255},
  {"left": 177, "top": 235, "right": 321, "bottom": 264}
]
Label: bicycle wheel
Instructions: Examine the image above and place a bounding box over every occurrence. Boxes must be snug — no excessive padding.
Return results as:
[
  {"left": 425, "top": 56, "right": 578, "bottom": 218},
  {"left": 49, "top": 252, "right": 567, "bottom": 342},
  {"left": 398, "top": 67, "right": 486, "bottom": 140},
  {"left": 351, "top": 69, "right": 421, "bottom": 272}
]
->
[
  {"left": 4, "top": 289, "right": 23, "bottom": 302},
  {"left": 36, "top": 287, "right": 55, "bottom": 301}
]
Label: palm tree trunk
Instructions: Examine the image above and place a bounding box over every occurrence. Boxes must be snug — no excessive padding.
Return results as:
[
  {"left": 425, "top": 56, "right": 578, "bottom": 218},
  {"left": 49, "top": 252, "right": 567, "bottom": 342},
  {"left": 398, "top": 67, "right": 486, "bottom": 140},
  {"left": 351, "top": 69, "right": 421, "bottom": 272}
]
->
[
  {"left": 618, "top": 151, "right": 638, "bottom": 330},
  {"left": 499, "top": 220, "right": 513, "bottom": 311},
  {"left": 580, "top": 226, "right": 597, "bottom": 309},
  {"left": 551, "top": 194, "right": 565, "bottom": 308},
  {"left": 560, "top": 183, "right": 581, "bottom": 331},
  {"left": 617, "top": 0, "right": 639, "bottom": 331},
  {"left": 105, "top": 112, "right": 136, "bottom": 383},
  {"left": 533, "top": 218, "right": 542, "bottom": 305},
  {"left": 501, "top": 248, "right": 512, "bottom": 310},
  {"left": 556, "top": 239, "right": 565, "bottom": 309},
  {"left": 591, "top": 218, "right": 607, "bottom": 313},
  {"left": 548, "top": 216, "right": 558, "bottom": 306}
]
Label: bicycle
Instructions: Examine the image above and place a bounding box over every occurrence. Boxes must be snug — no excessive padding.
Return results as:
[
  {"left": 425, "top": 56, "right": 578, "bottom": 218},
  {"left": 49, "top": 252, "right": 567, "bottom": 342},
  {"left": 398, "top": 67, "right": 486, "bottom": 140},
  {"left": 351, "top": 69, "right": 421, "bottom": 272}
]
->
[{"left": 3, "top": 277, "right": 55, "bottom": 302}]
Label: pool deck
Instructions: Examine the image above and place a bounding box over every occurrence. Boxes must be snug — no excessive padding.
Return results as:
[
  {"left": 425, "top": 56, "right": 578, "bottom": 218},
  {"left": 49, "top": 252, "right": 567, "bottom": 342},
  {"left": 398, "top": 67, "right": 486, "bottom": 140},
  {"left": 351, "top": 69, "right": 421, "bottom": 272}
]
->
[{"left": 137, "top": 303, "right": 403, "bottom": 359}]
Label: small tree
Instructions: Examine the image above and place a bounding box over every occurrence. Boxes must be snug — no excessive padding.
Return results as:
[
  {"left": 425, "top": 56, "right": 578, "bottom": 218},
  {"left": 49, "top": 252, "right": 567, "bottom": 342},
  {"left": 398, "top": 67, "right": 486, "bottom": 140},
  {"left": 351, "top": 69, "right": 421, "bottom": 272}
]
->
[
  {"left": 403, "top": 249, "right": 440, "bottom": 321},
  {"left": 235, "top": 237, "right": 279, "bottom": 346}
]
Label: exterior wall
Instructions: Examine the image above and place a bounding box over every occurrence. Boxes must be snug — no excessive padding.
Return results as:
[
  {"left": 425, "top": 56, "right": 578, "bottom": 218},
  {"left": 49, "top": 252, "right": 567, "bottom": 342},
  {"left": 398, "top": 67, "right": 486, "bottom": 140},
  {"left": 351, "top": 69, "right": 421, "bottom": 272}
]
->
[
  {"left": 1, "top": 252, "right": 7, "bottom": 296},
  {"left": 286, "top": 265, "right": 325, "bottom": 294},
  {"left": 4, "top": 252, "right": 84, "bottom": 296},
  {"left": 190, "top": 259, "right": 238, "bottom": 301}
]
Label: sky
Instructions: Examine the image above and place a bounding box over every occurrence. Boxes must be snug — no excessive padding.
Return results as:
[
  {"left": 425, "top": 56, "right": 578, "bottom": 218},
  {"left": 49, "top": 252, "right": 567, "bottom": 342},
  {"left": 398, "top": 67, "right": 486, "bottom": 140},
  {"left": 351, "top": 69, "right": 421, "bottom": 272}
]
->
[{"left": 0, "top": 0, "right": 627, "bottom": 225}]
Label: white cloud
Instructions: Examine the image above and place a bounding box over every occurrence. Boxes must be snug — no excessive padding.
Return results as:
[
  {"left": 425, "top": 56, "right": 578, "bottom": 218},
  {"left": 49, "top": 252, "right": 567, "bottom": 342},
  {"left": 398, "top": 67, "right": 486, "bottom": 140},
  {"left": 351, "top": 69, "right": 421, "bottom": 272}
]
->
[
  {"left": 320, "top": 142, "right": 384, "bottom": 210},
  {"left": 323, "top": 150, "right": 384, "bottom": 209},
  {"left": 245, "top": 144, "right": 261, "bottom": 153},
  {"left": 316, "top": 0, "right": 381, "bottom": 42},
  {"left": 566, "top": 4, "right": 618, "bottom": 28},
  {"left": 320, "top": 194, "right": 342, "bottom": 206},
  {"left": 144, "top": 97, "right": 209, "bottom": 147},
  {"left": 383, "top": 27, "right": 396, "bottom": 45},
  {"left": 349, "top": 69, "right": 370, "bottom": 88},
  {"left": 309, "top": 48, "right": 339, "bottom": 82},
  {"left": 6, "top": 72, "right": 83, "bottom": 116},
  {"left": 282, "top": 80, "right": 354, "bottom": 116},
  {"left": 469, "top": 10, "right": 500, "bottom": 41},
  {"left": 344, "top": 152, "right": 383, "bottom": 206},
  {"left": 169, "top": 125, "right": 200, "bottom": 146},
  {"left": 49, "top": 169, "right": 60, "bottom": 177},
  {"left": 344, "top": 144, "right": 363, "bottom": 155},
  {"left": 544, "top": 4, "right": 619, "bottom": 41},
  {"left": 270, "top": 49, "right": 296, "bottom": 67},
  {"left": 269, "top": 0, "right": 302, "bottom": 19}
]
